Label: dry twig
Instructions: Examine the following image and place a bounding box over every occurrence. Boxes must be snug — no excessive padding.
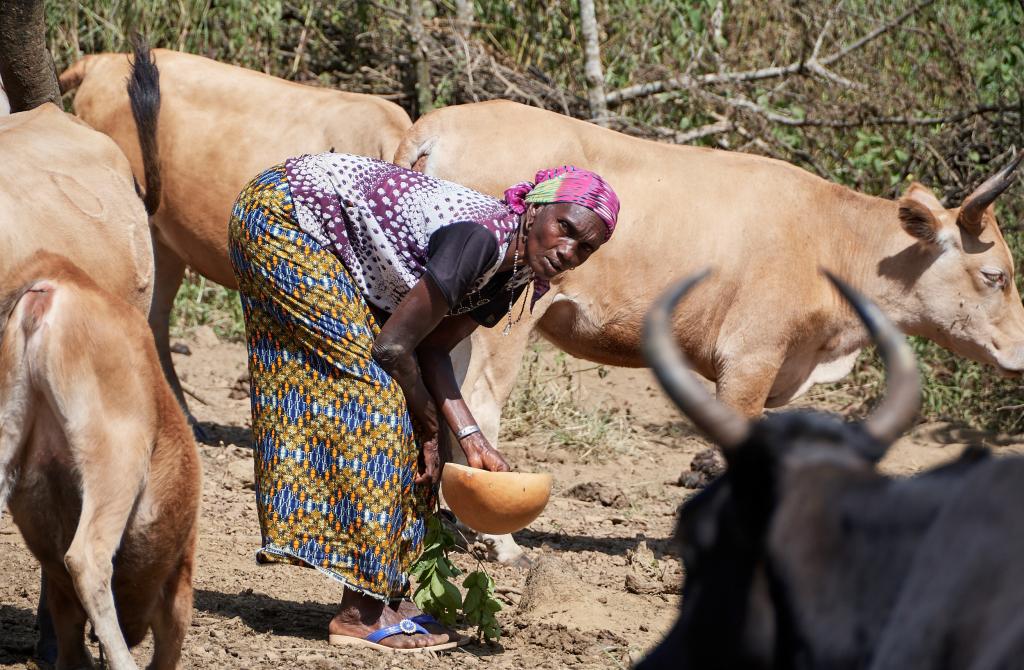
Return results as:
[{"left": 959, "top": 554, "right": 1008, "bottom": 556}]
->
[{"left": 604, "top": 0, "right": 936, "bottom": 105}]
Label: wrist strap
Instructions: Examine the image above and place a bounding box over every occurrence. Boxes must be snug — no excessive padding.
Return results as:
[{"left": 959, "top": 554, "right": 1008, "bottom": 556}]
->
[{"left": 456, "top": 424, "right": 481, "bottom": 440}]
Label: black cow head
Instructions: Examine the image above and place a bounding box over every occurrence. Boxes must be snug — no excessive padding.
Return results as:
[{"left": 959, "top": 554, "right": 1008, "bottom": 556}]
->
[{"left": 637, "top": 270, "right": 923, "bottom": 670}]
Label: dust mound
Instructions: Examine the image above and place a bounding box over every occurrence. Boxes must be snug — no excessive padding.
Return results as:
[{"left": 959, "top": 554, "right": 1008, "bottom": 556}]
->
[{"left": 517, "top": 555, "right": 587, "bottom": 616}]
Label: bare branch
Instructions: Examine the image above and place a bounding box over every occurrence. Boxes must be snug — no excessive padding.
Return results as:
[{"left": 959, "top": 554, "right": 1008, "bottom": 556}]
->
[
  {"left": 811, "top": 1, "right": 842, "bottom": 60},
  {"left": 606, "top": 116, "right": 734, "bottom": 146},
  {"left": 710, "top": 1, "right": 725, "bottom": 47},
  {"left": 666, "top": 120, "right": 734, "bottom": 143},
  {"left": 709, "top": 91, "right": 1019, "bottom": 128},
  {"left": 365, "top": 0, "right": 408, "bottom": 20},
  {"left": 712, "top": 92, "right": 803, "bottom": 125},
  {"left": 805, "top": 59, "right": 866, "bottom": 89},
  {"left": 917, "top": 139, "right": 964, "bottom": 188},
  {"left": 605, "top": 0, "right": 935, "bottom": 106},
  {"left": 818, "top": 0, "right": 936, "bottom": 68},
  {"left": 708, "top": 1, "right": 725, "bottom": 69},
  {"left": 289, "top": 1, "right": 319, "bottom": 78}
]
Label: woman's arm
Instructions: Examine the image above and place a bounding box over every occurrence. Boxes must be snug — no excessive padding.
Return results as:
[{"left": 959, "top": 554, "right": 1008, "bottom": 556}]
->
[
  {"left": 371, "top": 276, "right": 451, "bottom": 484},
  {"left": 416, "top": 316, "right": 510, "bottom": 473}
]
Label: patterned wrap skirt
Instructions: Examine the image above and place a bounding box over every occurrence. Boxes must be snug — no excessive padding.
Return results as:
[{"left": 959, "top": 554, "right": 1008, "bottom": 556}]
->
[{"left": 228, "top": 165, "right": 434, "bottom": 601}]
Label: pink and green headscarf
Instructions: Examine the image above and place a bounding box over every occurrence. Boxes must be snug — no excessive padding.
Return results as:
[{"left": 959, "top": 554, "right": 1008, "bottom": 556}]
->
[{"left": 503, "top": 166, "right": 620, "bottom": 240}]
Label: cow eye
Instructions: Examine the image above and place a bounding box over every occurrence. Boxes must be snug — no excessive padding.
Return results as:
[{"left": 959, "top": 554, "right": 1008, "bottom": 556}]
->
[{"left": 980, "top": 267, "right": 1007, "bottom": 289}]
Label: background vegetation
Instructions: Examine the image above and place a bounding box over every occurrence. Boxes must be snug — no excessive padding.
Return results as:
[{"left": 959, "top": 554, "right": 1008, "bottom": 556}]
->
[{"left": 42, "top": 0, "right": 1024, "bottom": 431}]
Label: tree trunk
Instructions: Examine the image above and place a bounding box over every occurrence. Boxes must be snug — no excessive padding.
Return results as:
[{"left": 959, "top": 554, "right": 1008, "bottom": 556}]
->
[
  {"left": 409, "top": 0, "right": 433, "bottom": 116},
  {"left": 0, "top": 0, "right": 61, "bottom": 112},
  {"left": 579, "top": 0, "right": 608, "bottom": 126},
  {"left": 455, "top": 0, "right": 473, "bottom": 39}
]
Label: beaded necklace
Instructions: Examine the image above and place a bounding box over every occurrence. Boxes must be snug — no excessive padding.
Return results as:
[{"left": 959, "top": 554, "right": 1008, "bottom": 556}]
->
[{"left": 502, "top": 214, "right": 532, "bottom": 336}]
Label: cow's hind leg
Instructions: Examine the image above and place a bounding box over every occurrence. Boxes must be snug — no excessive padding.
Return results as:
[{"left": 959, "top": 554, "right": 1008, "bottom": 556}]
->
[
  {"left": 34, "top": 575, "right": 59, "bottom": 666},
  {"left": 146, "top": 537, "right": 195, "bottom": 670},
  {"left": 62, "top": 429, "right": 149, "bottom": 670},
  {"left": 45, "top": 574, "right": 92, "bottom": 670},
  {"left": 148, "top": 237, "right": 203, "bottom": 439}
]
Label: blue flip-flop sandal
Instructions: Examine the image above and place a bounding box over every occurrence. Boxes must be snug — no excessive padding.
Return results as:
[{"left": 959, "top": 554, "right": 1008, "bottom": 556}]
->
[{"left": 329, "top": 614, "right": 462, "bottom": 653}]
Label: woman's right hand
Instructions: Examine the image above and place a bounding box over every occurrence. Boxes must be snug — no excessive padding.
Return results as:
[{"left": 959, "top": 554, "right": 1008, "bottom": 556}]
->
[{"left": 459, "top": 432, "right": 510, "bottom": 472}]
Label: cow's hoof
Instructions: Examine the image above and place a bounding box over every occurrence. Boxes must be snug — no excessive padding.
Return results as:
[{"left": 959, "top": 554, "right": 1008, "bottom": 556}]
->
[
  {"left": 31, "top": 639, "right": 57, "bottom": 669},
  {"left": 506, "top": 551, "right": 535, "bottom": 570},
  {"left": 489, "top": 545, "right": 534, "bottom": 569}
]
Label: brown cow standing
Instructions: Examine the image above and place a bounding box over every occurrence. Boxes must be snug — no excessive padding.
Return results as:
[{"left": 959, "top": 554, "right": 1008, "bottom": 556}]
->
[
  {"left": 59, "top": 43, "right": 413, "bottom": 424},
  {"left": 394, "top": 99, "right": 1024, "bottom": 564},
  {"left": 0, "top": 251, "right": 200, "bottom": 670},
  {"left": 396, "top": 100, "right": 1024, "bottom": 433}
]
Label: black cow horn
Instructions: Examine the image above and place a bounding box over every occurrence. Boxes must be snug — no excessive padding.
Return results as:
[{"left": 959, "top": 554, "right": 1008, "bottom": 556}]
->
[
  {"left": 822, "top": 270, "right": 920, "bottom": 453},
  {"left": 642, "top": 269, "right": 750, "bottom": 452},
  {"left": 958, "top": 150, "right": 1022, "bottom": 234}
]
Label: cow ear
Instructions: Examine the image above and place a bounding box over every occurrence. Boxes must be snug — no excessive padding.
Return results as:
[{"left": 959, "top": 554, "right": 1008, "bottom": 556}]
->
[{"left": 898, "top": 184, "right": 944, "bottom": 244}]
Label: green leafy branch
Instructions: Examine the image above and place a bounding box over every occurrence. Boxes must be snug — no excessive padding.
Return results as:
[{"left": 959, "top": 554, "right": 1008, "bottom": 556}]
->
[
  {"left": 410, "top": 515, "right": 504, "bottom": 642},
  {"left": 410, "top": 516, "right": 463, "bottom": 626},
  {"left": 462, "top": 570, "right": 501, "bottom": 642}
]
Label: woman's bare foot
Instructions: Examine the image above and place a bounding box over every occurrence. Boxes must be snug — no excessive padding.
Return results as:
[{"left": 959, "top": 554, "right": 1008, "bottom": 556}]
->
[{"left": 329, "top": 589, "right": 455, "bottom": 650}]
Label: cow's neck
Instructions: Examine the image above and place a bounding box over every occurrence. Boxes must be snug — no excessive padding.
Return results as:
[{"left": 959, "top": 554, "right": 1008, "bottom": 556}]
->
[{"left": 824, "top": 194, "right": 932, "bottom": 347}]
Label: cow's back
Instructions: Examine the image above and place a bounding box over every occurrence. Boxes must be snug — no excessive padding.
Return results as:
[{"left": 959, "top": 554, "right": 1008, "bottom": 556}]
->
[
  {"left": 0, "top": 104, "right": 153, "bottom": 313},
  {"left": 398, "top": 100, "right": 869, "bottom": 370},
  {"left": 68, "top": 49, "right": 412, "bottom": 284},
  {"left": 868, "top": 457, "right": 1024, "bottom": 668}
]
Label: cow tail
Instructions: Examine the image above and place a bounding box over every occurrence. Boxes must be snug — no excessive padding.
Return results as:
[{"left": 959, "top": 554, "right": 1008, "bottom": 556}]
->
[
  {"left": 127, "top": 35, "right": 162, "bottom": 216},
  {"left": 0, "top": 264, "right": 52, "bottom": 518},
  {"left": 57, "top": 55, "right": 95, "bottom": 94},
  {"left": 0, "top": 280, "right": 36, "bottom": 342},
  {"left": 0, "top": 255, "right": 64, "bottom": 516}
]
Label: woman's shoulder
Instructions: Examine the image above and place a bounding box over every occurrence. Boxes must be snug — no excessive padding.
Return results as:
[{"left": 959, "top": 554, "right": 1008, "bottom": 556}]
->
[{"left": 298, "top": 151, "right": 389, "bottom": 172}]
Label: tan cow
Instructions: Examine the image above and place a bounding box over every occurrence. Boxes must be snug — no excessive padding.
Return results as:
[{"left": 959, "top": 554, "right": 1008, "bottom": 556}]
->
[
  {"left": 395, "top": 100, "right": 1024, "bottom": 562},
  {"left": 396, "top": 100, "right": 1024, "bottom": 432},
  {"left": 59, "top": 43, "right": 413, "bottom": 421},
  {"left": 0, "top": 104, "right": 153, "bottom": 314},
  {"left": 0, "top": 251, "right": 200, "bottom": 670}
]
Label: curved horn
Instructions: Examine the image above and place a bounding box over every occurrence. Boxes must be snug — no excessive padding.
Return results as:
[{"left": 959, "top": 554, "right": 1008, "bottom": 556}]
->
[
  {"left": 822, "top": 270, "right": 920, "bottom": 455},
  {"left": 958, "top": 150, "right": 1022, "bottom": 234},
  {"left": 642, "top": 269, "right": 750, "bottom": 451}
]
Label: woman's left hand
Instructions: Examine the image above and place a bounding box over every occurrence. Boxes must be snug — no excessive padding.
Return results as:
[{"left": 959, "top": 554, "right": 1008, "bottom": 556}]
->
[
  {"left": 414, "top": 435, "right": 443, "bottom": 485},
  {"left": 460, "top": 432, "right": 510, "bottom": 472}
]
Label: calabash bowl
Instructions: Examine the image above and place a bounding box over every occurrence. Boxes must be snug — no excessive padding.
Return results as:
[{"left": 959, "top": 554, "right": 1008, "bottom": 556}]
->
[{"left": 440, "top": 463, "right": 553, "bottom": 535}]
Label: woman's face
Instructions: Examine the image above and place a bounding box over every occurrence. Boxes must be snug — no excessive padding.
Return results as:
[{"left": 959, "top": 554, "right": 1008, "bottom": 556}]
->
[{"left": 524, "top": 202, "right": 608, "bottom": 281}]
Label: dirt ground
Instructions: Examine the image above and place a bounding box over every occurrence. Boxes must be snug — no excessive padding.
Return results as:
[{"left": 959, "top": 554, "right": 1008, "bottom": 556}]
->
[{"left": 3, "top": 327, "right": 1023, "bottom": 669}]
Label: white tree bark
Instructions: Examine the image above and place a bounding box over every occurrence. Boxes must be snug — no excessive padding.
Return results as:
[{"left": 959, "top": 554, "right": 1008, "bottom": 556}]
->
[
  {"left": 455, "top": 0, "right": 473, "bottom": 39},
  {"left": 579, "top": 0, "right": 609, "bottom": 126}
]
